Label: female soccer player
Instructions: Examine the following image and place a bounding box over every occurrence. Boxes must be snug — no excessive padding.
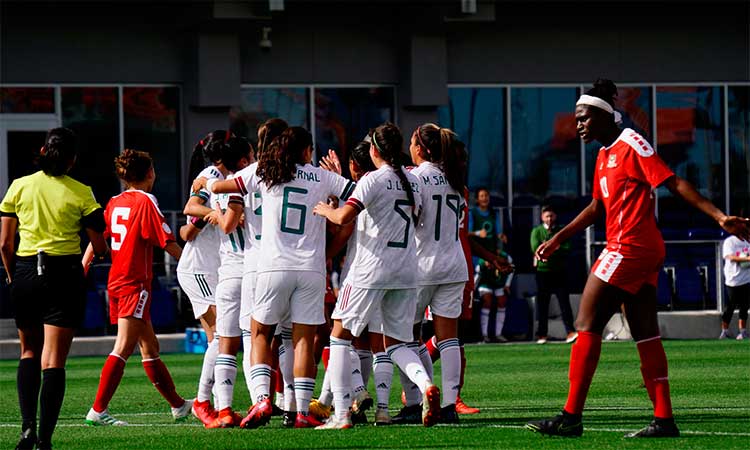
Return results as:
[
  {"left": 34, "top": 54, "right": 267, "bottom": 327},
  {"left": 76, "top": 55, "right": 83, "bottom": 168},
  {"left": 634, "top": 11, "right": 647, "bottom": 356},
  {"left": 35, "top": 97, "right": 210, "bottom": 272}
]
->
[
  {"left": 1, "top": 128, "right": 107, "bottom": 450},
  {"left": 526, "top": 79, "right": 750, "bottom": 438},
  {"left": 313, "top": 122, "right": 441, "bottom": 429},
  {"left": 85, "top": 149, "right": 190, "bottom": 426},
  {"left": 177, "top": 131, "right": 228, "bottom": 426},
  {"left": 202, "top": 126, "right": 355, "bottom": 429}
]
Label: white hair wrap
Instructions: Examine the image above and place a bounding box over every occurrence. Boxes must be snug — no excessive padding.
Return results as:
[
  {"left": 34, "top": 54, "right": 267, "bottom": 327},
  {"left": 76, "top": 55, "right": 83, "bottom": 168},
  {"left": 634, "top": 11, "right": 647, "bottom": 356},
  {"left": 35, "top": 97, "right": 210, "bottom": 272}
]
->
[{"left": 577, "top": 94, "right": 623, "bottom": 124}]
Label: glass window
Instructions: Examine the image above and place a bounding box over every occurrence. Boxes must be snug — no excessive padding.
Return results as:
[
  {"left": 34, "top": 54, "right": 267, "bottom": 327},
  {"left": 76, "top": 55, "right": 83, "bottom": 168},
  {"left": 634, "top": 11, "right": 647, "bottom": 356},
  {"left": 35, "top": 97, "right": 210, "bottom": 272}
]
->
[
  {"left": 511, "top": 87, "right": 580, "bottom": 206},
  {"left": 314, "top": 87, "right": 395, "bottom": 176},
  {"left": 61, "top": 87, "right": 120, "bottom": 205},
  {"left": 656, "top": 86, "right": 724, "bottom": 231},
  {"left": 123, "top": 87, "right": 181, "bottom": 210},
  {"left": 438, "top": 88, "right": 507, "bottom": 204},
  {"left": 728, "top": 85, "right": 750, "bottom": 215},
  {"left": 584, "top": 86, "right": 653, "bottom": 195},
  {"left": 231, "top": 87, "right": 309, "bottom": 143},
  {"left": 0, "top": 87, "right": 55, "bottom": 114}
]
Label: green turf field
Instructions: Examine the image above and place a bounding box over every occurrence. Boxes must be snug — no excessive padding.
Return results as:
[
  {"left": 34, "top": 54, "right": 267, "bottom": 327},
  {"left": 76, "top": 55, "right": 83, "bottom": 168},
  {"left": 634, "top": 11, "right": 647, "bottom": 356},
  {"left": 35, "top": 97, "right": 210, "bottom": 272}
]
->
[{"left": 1, "top": 340, "right": 748, "bottom": 449}]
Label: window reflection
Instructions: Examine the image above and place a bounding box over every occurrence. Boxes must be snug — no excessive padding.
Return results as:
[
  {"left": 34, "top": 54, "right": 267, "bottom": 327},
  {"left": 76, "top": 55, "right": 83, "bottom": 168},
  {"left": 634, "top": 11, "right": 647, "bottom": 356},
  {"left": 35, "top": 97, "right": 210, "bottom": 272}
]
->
[
  {"left": 728, "top": 85, "right": 749, "bottom": 215},
  {"left": 656, "top": 86, "right": 724, "bottom": 230},
  {"left": 231, "top": 87, "right": 309, "bottom": 143},
  {"left": 62, "top": 87, "right": 120, "bottom": 205},
  {"left": 511, "top": 87, "right": 580, "bottom": 206},
  {"left": 123, "top": 87, "right": 181, "bottom": 209},
  {"left": 438, "top": 88, "right": 506, "bottom": 204},
  {"left": 0, "top": 87, "right": 55, "bottom": 114}
]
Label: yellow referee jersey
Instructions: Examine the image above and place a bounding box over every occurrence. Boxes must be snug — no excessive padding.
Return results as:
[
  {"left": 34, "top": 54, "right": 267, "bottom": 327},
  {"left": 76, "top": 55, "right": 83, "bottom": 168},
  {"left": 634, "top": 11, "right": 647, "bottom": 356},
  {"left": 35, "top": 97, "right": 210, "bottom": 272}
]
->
[{"left": 0, "top": 171, "right": 101, "bottom": 256}]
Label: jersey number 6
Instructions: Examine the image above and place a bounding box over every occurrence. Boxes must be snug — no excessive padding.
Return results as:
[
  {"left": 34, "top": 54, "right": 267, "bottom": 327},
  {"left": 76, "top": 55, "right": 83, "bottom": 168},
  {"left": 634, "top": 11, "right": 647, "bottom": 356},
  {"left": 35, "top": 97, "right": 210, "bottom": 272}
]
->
[{"left": 281, "top": 186, "right": 308, "bottom": 235}]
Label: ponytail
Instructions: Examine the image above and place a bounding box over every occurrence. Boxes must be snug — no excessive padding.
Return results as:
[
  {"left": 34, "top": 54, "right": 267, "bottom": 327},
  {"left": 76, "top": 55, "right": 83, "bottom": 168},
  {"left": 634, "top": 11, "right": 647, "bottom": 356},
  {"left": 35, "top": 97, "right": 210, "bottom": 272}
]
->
[
  {"left": 40, "top": 127, "right": 77, "bottom": 176},
  {"left": 257, "top": 118, "right": 288, "bottom": 161},
  {"left": 414, "top": 123, "right": 466, "bottom": 193},
  {"left": 257, "top": 127, "right": 311, "bottom": 188},
  {"left": 372, "top": 123, "right": 419, "bottom": 223}
]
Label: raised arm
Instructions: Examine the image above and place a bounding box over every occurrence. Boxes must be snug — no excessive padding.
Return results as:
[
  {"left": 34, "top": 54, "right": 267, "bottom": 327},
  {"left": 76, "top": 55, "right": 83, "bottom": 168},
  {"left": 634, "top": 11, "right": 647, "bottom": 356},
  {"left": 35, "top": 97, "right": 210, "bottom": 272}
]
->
[
  {"left": 183, "top": 194, "right": 213, "bottom": 218},
  {"left": 313, "top": 202, "right": 359, "bottom": 225},
  {"left": 205, "top": 201, "right": 243, "bottom": 234}
]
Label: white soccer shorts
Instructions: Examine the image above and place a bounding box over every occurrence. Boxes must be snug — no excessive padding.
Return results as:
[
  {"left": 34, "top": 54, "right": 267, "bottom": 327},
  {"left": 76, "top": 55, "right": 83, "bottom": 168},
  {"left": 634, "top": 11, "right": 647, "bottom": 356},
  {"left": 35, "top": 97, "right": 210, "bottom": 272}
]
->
[
  {"left": 414, "top": 282, "right": 465, "bottom": 324},
  {"left": 215, "top": 276, "right": 243, "bottom": 337},
  {"left": 332, "top": 285, "right": 417, "bottom": 343},
  {"left": 252, "top": 271, "right": 325, "bottom": 326},
  {"left": 239, "top": 271, "right": 256, "bottom": 331},
  {"left": 177, "top": 271, "right": 217, "bottom": 319}
]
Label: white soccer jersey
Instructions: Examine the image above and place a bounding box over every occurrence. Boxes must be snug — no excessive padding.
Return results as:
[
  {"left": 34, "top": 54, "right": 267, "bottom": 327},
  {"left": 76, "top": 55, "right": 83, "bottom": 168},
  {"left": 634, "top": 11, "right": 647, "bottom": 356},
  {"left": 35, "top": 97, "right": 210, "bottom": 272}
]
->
[
  {"left": 213, "top": 174, "right": 246, "bottom": 280},
  {"left": 723, "top": 236, "right": 750, "bottom": 287},
  {"left": 177, "top": 166, "right": 224, "bottom": 275},
  {"left": 235, "top": 163, "right": 354, "bottom": 274},
  {"left": 411, "top": 162, "right": 468, "bottom": 285},
  {"left": 345, "top": 165, "right": 422, "bottom": 289},
  {"left": 236, "top": 162, "right": 263, "bottom": 274}
]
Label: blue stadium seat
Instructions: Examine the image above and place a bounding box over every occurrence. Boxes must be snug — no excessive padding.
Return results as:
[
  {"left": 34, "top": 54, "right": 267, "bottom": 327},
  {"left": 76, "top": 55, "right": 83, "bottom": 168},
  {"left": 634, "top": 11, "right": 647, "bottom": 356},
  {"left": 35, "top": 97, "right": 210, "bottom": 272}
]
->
[
  {"left": 150, "top": 287, "right": 176, "bottom": 329},
  {"left": 82, "top": 290, "right": 107, "bottom": 332}
]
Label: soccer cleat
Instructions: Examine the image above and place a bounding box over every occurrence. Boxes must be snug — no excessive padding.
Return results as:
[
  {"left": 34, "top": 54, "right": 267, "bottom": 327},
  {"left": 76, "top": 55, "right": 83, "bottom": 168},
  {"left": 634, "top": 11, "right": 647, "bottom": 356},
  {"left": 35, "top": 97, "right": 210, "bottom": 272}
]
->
[
  {"left": 282, "top": 411, "right": 296, "bottom": 428},
  {"left": 400, "top": 390, "right": 406, "bottom": 406},
  {"left": 421, "top": 384, "right": 441, "bottom": 427},
  {"left": 719, "top": 329, "right": 732, "bottom": 339},
  {"left": 391, "top": 404, "right": 422, "bottom": 425},
  {"left": 352, "top": 390, "right": 373, "bottom": 416},
  {"left": 271, "top": 403, "right": 285, "bottom": 417},
  {"left": 525, "top": 411, "right": 583, "bottom": 437},
  {"left": 15, "top": 427, "right": 36, "bottom": 450},
  {"left": 205, "top": 407, "right": 241, "bottom": 429},
  {"left": 625, "top": 417, "right": 680, "bottom": 438},
  {"left": 737, "top": 330, "right": 748, "bottom": 340},
  {"left": 455, "top": 396, "right": 480, "bottom": 415},
  {"left": 495, "top": 335, "right": 508, "bottom": 343},
  {"left": 308, "top": 399, "right": 332, "bottom": 421},
  {"left": 239, "top": 398, "right": 272, "bottom": 429},
  {"left": 35, "top": 441, "right": 51, "bottom": 450},
  {"left": 374, "top": 408, "right": 392, "bottom": 426},
  {"left": 566, "top": 332, "right": 579, "bottom": 344},
  {"left": 440, "top": 404, "right": 459, "bottom": 424},
  {"left": 85, "top": 408, "right": 128, "bottom": 426},
  {"left": 315, "top": 415, "right": 353, "bottom": 430},
  {"left": 192, "top": 399, "right": 218, "bottom": 426},
  {"left": 172, "top": 398, "right": 194, "bottom": 422},
  {"left": 536, "top": 337, "right": 548, "bottom": 345},
  {"left": 294, "top": 412, "right": 325, "bottom": 428}
]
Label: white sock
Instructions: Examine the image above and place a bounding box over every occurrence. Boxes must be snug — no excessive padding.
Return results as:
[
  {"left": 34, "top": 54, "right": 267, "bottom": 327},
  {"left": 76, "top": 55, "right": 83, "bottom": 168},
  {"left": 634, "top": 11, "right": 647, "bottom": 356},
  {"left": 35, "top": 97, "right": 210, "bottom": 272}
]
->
[
  {"left": 249, "top": 363, "right": 272, "bottom": 404},
  {"left": 400, "top": 342, "right": 421, "bottom": 406},
  {"left": 418, "top": 344, "right": 434, "bottom": 381},
  {"left": 294, "top": 377, "right": 315, "bottom": 415},
  {"left": 214, "top": 353, "right": 237, "bottom": 410},
  {"left": 495, "top": 307, "right": 506, "bottom": 337},
  {"left": 350, "top": 347, "right": 367, "bottom": 394},
  {"left": 329, "top": 337, "right": 352, "bottom": 421},
  {"left": 358, "top": 349, "right": 373, "bottom": 387},
  {"left": 197, "top": 338, "right": 219, "bottom": 402},
  {"left": 318, "top": 369, "right": 332, "bottom": 406},
  {"left": 373, "top": 352, "right": 393, "bottom": 411},
  {"left": 241, "top": 330, "right": 253, "bottom": 397},
  {"left": 437, "top": 338, "right": 461, "bottom": 407},
  {"left": 387, "top": 343, "right": 431, "bottom": 394},
  {"left": 481, "top": 308, "right": 490, "bottom": 338},
  {"left": 279, "top": 338, "right": 296, "bottom": 412}
]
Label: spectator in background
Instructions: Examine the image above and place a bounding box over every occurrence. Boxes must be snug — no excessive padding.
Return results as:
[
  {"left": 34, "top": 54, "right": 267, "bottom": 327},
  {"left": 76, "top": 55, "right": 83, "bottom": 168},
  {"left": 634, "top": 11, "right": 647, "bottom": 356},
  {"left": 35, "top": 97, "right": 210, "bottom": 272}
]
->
[
  {"left": 719, "top": 229, "right": 749, "bottom": 340},
  {"left": 469, "top": 187, "right": 511, "bottom": 342},
  {"left": 0, "top": 128, "right": 107, "bottom": 450},
  {"left": 530, "top": 205, "right": 577, "bottom": 344}
]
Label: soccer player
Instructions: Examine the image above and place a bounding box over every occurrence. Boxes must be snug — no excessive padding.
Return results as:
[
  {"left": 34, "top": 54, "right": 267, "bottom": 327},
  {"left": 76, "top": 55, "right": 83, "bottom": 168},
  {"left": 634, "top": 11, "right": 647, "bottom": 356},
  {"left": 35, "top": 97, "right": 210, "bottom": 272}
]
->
[
  {"left": 526, "top": 79, "right": 750, "bottom": 438},
  {"left": 313, "top": 122, "right": 441, "bottom": 429},
  {"left": 85, "top": 149, "right": 190, "bottom": 426},
  {"left": 177, "top": 131, "right": 227, "bottom": 426}
]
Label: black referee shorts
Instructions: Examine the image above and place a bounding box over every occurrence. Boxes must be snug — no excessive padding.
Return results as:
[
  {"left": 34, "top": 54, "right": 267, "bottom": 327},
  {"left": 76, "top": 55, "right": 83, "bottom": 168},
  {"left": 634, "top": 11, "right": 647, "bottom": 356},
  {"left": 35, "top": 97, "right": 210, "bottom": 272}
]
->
[{"left": 11, "top": 254, "right": 86, "bottom": 329}]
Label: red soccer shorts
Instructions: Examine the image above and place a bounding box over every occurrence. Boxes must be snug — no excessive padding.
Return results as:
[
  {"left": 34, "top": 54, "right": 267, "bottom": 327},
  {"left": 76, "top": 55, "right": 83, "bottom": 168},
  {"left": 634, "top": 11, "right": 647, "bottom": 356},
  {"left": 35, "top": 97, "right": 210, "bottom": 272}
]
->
[
  {"left": 591, "top": 247, "right": 663, "bottom": 295},
  {"left": 109, "top": 289, "right": 151, "bottom": 324}
]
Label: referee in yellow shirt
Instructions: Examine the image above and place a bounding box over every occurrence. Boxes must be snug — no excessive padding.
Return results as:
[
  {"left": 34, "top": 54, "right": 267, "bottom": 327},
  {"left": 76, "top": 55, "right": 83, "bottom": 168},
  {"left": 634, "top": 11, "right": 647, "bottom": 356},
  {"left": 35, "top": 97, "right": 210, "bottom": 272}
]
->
[{"left": 0, "top": 127, "right": 108, "bottom": 450}]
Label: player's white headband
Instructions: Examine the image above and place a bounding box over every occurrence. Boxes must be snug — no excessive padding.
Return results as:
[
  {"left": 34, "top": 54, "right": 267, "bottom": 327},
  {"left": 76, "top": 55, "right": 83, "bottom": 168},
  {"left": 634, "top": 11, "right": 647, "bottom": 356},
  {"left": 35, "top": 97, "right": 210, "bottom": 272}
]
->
[{"left": 576, "top": 94, "right": 623, "bottom": 124}]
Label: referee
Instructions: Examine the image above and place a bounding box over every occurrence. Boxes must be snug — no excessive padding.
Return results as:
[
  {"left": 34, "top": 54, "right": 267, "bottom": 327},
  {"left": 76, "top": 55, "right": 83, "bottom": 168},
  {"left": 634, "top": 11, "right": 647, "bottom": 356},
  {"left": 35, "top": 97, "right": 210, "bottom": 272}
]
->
[{"left": 0, "top": 128, "right": 107, "bottom": 450}]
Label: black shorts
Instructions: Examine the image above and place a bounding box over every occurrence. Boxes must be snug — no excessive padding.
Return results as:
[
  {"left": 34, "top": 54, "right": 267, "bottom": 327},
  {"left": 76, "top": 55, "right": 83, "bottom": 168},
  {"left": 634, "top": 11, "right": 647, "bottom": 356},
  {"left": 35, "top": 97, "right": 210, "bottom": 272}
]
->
[{"left": 11, "top": 254, "right": 86, "bottom": 329}]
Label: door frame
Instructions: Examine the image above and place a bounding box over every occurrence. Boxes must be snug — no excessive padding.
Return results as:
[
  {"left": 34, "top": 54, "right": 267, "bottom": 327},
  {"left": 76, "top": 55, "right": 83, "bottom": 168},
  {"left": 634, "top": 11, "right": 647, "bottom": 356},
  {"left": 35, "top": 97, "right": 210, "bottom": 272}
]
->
[{"left": 0, "top": 114, "right": 60, "bottom": 192}]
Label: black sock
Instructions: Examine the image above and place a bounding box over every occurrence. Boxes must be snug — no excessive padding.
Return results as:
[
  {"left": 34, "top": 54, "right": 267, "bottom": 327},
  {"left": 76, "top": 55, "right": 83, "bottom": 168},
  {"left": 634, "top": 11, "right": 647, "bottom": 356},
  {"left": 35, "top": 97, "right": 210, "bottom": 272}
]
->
[
  {"left": 17, "top": 358, "right": 41, "bottom": 433},
  {"left": 38, "top": 368, "right": 65, "bottom": 445}
]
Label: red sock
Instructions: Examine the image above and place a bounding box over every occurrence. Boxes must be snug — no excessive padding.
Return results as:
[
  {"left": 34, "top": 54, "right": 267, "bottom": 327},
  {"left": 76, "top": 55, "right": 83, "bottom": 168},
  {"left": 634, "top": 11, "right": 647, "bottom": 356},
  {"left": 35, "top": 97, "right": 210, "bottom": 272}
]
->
[
  {"left": 563, "top": 331, "right": 602, "bottom": 415},
  {"left": 273, "top": 368, "right": 284, "bottom": 395},
  {"left": 321, "top": 346, "right": 330, "bottom": 370},
  {"left": 142, "top": 358, "right": 184, "bottom": 408},
  {"left": 93, "top": 354, "right": 126, "bottom": 412},
  {"left": 459, "top": 345, "right": 466, "bottom": 392},
  {"left": 637, "top": 337, "right": 673, "bottom": 419},
  {"left": 426, "top": 335, "right": 440, "bottom": 362}
]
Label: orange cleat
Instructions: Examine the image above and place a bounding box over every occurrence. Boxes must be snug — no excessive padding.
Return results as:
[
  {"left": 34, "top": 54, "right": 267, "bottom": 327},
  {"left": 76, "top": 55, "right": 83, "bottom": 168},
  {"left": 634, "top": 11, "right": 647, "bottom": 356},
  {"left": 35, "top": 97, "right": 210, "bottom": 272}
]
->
[
  {"left": 239, "top": 398, "right": 272, "bottom": 429},
  {"left": 455, "top": 396, "right": 480, "bottom": 415},
  {"left": 294, "top": 412, "right": 325, "bottom": 428},
  {"left": 421, "top": 384, "right": 441, "bottom": 427},
  {"left": 205, "top": 407, "right": 241, "bottom": 429},
  {"left": 192, "top": 399, "right": 218, "bottom": 426}
]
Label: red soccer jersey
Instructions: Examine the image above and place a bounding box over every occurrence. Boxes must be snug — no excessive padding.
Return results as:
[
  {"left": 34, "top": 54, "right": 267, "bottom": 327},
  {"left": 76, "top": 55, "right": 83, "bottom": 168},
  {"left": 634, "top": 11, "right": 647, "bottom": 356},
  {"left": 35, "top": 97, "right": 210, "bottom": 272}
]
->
[
  {"left": 592, "top": 128, "right": 674, "bottom": 256},
  {"left": 459, "top": 188, "right": 475, "bottom": 292},
  {"left": 104, "top": 190, "right": 175, "bottom": 297}
]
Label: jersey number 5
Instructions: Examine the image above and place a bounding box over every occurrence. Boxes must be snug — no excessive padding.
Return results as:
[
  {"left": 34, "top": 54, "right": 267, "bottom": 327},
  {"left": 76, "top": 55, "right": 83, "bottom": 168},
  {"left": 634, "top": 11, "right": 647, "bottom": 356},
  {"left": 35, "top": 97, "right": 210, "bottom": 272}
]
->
[
  {"left": 387, "top": 199, "right": 412, "bottom": 248},
  {"left": 111, "top": 207, "right": 131, "bottom": 251}
]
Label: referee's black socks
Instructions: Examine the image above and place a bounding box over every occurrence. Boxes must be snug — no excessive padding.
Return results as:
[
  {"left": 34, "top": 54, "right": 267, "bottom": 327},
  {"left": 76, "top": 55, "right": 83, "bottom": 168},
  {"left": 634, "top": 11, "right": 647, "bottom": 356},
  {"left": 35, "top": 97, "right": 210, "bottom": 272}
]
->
[
  {"left": 38, "top": 368, "right": 65, "bottom": 446},
  {"left": 17, "top": 358, "right": 41, "bottom": 434}
]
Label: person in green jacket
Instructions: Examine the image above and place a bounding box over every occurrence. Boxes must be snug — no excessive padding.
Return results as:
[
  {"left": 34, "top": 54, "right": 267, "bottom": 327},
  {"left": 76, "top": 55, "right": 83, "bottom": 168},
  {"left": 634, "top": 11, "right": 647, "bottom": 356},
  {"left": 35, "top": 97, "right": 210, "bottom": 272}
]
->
[{"left": 530, "top": 205, "right": 577, "bottom": 344}]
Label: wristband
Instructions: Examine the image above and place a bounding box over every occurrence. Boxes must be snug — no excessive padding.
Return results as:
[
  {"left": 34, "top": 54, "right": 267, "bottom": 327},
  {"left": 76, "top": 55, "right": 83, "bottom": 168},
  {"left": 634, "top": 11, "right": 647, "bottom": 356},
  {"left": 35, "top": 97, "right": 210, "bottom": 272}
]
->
[
  {"left": 206, "top": 178, "right": 217, "bottom": 193},
  {"left": 190, "top": 216, "right": 207, "bottom": 229}
]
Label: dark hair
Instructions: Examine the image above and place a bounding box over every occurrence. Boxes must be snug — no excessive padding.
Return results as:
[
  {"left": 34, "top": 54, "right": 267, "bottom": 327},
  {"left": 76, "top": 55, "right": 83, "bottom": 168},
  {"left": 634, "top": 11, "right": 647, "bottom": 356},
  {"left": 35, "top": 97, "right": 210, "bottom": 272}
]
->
[
  {"left": 351, "top": 140, "right": 376, "bottom": 173},
  {"left": 187, "top": 130, "right": 232, "bottom": 181},
  {"left": 257, "top": 118, "right": 288, "bottom": 160},
  {"left": 40, "top": 127, "right": 77, "bottom": 176},
  {"left": 371, "top": 122, "right": 418, "bottom": 223},
  {"left": 475, "top": 186, "right": 490, "bottom": 197},
  {"left": 414, "top": 123, "right": 466, "bottom": 193},
  {"left": 586, "top": 78, "right": 618, "bottom": 109},
  {"left": 541, "top": 204, "right": 556, "bottom": 214},
  {"left": 257, "top": 127, "right": 312, "bottom": 188},
  {"left": 115, "top": 149, "right": 153, "bottom": 183},
  {"left": 221, "top": 137, "right": 253, "bottom": 172}
]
